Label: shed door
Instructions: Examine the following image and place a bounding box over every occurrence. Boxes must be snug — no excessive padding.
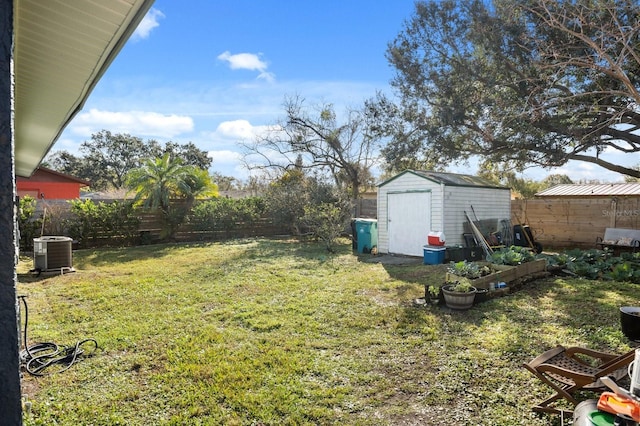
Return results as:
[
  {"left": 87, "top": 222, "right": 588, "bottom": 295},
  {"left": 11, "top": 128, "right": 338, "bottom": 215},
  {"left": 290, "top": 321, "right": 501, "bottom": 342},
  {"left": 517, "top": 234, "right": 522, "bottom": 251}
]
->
[{"left": 388, "top": 192, "right": 431, "bottom": 256}]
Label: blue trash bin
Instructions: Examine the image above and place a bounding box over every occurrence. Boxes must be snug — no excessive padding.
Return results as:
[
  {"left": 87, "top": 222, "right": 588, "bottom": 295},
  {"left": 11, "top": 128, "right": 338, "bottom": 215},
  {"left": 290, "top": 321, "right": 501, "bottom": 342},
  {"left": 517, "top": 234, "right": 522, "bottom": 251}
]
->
[{"left": 355, "top": 219, "right": 378, "bottom": 254}]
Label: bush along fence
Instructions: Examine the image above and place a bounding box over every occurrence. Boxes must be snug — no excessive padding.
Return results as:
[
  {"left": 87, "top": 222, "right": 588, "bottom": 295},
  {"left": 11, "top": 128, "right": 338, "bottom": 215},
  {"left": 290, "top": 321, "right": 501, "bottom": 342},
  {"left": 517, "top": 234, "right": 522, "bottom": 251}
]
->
[{"left": 19, "top": 196, "right": 290, "bottom": 251}]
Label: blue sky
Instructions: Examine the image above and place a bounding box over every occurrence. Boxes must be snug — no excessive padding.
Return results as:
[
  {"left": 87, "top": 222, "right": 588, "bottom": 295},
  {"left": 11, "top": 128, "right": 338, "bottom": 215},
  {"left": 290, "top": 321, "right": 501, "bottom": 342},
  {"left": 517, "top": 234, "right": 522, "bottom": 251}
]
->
[{"left": 53, "top": 0, "right": 636, "bottom": 184}]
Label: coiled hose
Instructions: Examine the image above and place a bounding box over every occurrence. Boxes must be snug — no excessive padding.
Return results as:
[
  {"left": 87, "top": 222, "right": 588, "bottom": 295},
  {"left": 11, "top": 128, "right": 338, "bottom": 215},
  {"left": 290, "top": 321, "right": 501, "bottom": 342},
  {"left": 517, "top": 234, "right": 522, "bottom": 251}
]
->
[{"left": 18, "top": 295, "right": 98, "bottom": 376}]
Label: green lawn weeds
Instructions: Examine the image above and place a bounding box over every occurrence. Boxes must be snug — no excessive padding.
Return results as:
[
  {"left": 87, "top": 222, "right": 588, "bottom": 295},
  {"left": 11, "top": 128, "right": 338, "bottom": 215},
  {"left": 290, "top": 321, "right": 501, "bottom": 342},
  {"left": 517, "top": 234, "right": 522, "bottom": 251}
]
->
[{"left": 17, "top": 238, "right": 640, "bottom": 425}]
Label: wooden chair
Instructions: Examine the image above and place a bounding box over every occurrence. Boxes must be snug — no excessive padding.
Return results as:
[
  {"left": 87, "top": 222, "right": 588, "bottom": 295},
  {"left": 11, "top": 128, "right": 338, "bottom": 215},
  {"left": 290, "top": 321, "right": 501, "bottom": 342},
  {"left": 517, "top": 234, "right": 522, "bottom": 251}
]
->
[{"left": 523, "top": 345, "right": 635, "bottom": 415}]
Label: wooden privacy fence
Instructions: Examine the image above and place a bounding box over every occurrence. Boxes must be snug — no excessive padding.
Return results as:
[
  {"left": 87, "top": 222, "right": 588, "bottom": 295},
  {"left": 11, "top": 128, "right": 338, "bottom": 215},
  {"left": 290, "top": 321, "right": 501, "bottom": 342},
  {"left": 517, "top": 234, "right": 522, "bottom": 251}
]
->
[
  {"left": 137, "top": 211, "right": 289, "bottom": 244},
  {"left": 511, "top": 197, "right": 640, "bottom": 249},
  {"left": 29, "top": 199, "right": 290, "bottom": 248}
]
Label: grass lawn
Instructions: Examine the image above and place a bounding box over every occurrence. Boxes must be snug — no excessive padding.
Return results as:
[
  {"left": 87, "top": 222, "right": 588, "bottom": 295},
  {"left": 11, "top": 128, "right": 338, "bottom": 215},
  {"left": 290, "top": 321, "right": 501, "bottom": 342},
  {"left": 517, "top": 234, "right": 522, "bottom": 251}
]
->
[{"left": 17, "top": 238, "right": 639, "bottom": 425}]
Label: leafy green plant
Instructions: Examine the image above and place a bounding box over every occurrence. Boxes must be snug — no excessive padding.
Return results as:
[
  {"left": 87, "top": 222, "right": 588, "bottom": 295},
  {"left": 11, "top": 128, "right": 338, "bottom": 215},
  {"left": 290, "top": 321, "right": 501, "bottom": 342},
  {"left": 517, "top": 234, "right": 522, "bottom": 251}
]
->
[
  {"left": 445, "top": 278, "right": 475, "bottom": 293},
  {"left": 608, "top": 262, "right": 640, "bottom": 283},
  {"left": 126, "top": 154, "right": 217, "bottom": 239},
  {"left": 447, "top": 260, "right": 492, "bottom": 279},
  {"left": 541, "top": 248, "right": 640, "bottom": 283},
  {"left": 427, "top": 285, "right": 441, "bottom": 298},
  {"left": 490, "top": 246, "right": 536, "bottom": 265}
]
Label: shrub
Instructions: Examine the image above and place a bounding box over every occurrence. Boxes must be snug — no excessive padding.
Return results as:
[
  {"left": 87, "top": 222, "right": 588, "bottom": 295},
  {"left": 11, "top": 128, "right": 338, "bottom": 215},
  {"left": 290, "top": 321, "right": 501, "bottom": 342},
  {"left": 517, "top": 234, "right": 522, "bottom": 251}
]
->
[
  {"left": 66, "top": 199, "right": 140, "bottom": 246},
  {"left": 264, "top": 171, "right": 345, "bottom": 237},
  {"left": 190, "top": 197, "right": 266, "bottom": 234},
  {"left": 18, "top": 195, "right": 42, "bottom": 251},
  {"left": 302, "top": 198, "right": 352, "bottom": 252}
]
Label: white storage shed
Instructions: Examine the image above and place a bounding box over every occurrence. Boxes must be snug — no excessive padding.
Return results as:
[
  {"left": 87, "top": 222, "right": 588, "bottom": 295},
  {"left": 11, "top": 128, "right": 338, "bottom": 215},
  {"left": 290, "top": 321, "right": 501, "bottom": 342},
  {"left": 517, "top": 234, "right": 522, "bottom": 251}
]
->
[{"left": 377, "top": 170, "right": 511, "bottom": 257}]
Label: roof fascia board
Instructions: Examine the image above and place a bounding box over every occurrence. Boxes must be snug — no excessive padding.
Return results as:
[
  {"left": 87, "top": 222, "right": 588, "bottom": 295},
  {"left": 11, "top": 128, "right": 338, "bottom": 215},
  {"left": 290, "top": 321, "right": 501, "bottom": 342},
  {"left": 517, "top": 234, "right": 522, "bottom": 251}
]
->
[{"left": 14, "top": 0, "right": 156, "bottom": 177}]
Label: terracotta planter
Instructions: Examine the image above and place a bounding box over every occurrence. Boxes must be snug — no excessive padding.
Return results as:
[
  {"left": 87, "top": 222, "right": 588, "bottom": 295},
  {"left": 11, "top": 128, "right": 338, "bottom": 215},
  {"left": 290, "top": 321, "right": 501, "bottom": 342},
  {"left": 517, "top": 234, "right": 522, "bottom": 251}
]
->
[{"left": 442, "top": 285, "right": 477, "bottom": 310}]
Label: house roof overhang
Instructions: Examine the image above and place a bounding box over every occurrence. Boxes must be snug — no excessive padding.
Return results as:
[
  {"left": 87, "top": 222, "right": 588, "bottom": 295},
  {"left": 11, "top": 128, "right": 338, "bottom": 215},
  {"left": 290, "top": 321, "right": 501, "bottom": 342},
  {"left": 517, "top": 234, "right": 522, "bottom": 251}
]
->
[{"left": 13, "top": 0, "right": 155, "bottom": 178}]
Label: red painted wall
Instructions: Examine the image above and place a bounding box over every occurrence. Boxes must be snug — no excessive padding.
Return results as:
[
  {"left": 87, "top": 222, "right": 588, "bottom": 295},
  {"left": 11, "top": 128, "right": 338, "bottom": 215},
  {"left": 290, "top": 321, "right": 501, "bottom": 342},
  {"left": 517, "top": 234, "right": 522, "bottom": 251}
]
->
[
  {"left": 17, "top": 181, "right": 81, "bottom": 199},
  {"left": 16, "top": 168, "right": 89, "bottom": 200}
]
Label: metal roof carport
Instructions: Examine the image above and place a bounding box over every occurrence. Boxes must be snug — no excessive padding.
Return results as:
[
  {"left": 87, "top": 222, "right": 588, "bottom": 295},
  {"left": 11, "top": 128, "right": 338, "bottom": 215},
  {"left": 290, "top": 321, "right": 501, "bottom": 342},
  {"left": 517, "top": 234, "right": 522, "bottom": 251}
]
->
[{"left": 0, "top": 1, "right": 154, "bottom": 422}]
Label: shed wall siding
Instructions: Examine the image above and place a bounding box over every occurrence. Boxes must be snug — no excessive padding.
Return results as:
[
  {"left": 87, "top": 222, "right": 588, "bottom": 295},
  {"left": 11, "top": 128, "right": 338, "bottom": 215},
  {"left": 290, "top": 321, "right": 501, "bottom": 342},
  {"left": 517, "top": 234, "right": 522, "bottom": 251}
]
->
[{"left": 443, "top": 188, "right": 511, "bottom": 246}]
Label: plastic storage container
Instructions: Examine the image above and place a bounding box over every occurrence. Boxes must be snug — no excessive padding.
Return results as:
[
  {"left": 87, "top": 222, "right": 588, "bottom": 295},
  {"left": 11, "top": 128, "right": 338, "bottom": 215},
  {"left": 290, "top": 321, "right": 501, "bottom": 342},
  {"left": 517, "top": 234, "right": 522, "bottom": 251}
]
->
[
  {"left": 355, "top": 219, "right": 378, "bottom": 254},
  {"left": 423, "top": 245, "right": 446, "bottom": 265},
  {"left": 445, "top": 246, "right": 483, "bottom": 262},
  {"left": 427, "top": 231, "right": 445, "bottom": 246},
  {"left": 445, "top": 246, "right": 466, "bottom": 262}
]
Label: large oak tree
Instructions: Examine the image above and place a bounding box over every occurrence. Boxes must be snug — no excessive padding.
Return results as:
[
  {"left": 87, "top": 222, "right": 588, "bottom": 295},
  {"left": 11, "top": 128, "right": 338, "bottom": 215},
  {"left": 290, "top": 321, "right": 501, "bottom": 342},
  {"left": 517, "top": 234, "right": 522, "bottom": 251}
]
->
[
  {"left": 368, "top": 0, "right": 640, "bottom": 178},
  {"left": 48, "top": 130, "right": 213, "bottom": 190}
]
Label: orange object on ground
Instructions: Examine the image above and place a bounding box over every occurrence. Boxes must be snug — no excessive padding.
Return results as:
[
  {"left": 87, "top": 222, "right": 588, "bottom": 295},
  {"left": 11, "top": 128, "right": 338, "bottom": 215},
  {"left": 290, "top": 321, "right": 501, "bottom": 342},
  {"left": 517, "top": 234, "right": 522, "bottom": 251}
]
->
[{"left": 597, "top": 392, "right": 640, "bottom": 422}]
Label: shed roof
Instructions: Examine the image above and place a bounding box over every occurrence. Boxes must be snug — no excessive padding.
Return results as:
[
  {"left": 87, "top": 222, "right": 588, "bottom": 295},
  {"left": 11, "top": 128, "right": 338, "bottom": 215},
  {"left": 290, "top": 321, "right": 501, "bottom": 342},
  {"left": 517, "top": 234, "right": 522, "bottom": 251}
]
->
[
  {"left": 16, "top": 167, "right": 90, "bottom": 186},
  {"left": 378, "top": 169, "right": 509, "bottom": 190},
  {"left": 536, "top": 183, "right": 640, "bottom": 197}
]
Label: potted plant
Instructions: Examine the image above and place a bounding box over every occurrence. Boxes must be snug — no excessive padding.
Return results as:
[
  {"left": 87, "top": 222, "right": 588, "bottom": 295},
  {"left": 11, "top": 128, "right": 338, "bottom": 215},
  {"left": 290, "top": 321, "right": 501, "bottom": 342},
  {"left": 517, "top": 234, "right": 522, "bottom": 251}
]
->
[
  {"left": 442, "top": 278, "right": 477, "bottom": 310},
  {"left": 425, "top": 285, "right": 442, "bottom": 305},
  {"left": 474, "top": 287, "right": 490, "bottom": 304}
]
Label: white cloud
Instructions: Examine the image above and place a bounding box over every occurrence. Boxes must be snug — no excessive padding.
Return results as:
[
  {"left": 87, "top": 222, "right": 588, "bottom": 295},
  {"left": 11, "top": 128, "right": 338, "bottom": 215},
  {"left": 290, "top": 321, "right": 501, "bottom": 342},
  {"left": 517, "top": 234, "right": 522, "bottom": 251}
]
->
[
  {"left": 214, "top": 119, "right": 275, "bottom": 141},
  {"left": 217, "top": 51, "right": 275, "bottom": 82},
  {"left": 207, "top": 150, "right": 250, "bottom": 179},
  {"left": 69, "top": 109, "right": 193, "bottom": 138},
  {"left": 208, "top": 150, "right": 242, "bottom": 164},
  {"left": 133, "top": 8, "right": 164, "bottom": 40}
]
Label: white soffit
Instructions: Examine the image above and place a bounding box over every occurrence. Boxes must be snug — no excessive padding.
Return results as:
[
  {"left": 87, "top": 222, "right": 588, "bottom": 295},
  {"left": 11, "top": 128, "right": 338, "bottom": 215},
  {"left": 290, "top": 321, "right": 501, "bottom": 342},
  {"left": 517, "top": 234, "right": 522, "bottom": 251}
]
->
[{"left": 13, "top": 0, "right": 155, "bottom": 177}]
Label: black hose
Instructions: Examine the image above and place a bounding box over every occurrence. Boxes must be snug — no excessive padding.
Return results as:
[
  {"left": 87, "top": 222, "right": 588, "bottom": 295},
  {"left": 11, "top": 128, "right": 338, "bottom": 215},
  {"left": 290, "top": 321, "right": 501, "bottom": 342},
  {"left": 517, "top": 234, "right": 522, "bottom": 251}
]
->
[{"left": 18, "top": 295, "right": 98, "bottom": 376}]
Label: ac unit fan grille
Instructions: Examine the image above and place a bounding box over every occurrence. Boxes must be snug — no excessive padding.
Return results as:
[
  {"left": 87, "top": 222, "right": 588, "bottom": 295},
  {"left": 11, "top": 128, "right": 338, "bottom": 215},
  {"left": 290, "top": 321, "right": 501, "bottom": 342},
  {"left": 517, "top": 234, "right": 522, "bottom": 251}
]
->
[{"left": 45, "top": 241, "right": 72, "bottom": 269}]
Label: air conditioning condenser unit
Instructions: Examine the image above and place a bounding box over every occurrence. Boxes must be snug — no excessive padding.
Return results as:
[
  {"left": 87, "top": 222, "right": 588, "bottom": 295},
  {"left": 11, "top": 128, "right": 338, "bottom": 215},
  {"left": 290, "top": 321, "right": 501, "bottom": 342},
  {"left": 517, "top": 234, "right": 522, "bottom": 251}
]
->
[{"left": 33, "top": 236, "right": 74, "bottom": 273}]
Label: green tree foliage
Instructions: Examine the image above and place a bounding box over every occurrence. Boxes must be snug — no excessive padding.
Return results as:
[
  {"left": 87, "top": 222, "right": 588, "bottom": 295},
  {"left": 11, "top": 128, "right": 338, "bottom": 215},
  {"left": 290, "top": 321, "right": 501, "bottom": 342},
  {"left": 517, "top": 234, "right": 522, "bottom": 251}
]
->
[
  {"left": 541, "top": 174, "right": 574, "bottom": 188},
  {"left": 264, "top": 169, "right": 309, "bottom": 235},
  {"left": 211, "top": 172, "right": 241, "bottom": 191},
  {"left": 180, "top": 167, "right": 219, "bottom": 210},
  {"left": 126, "top": 154, "right": 218, "bottom": 239},
  {"left": 159, "top": 142, "right": 212, "bottom": 171},
  {"left": 477, "top": 163, "right": 548, "bottom": 198},
  {"left": 367, "top": 0, "right": 640, "bottom": 179},
  {"left": 47, "top": 130, "right": 213, "bottom": 190},
  {"left": 243, "top": 95, "right": 379, "bottom": 199},
  {"left": 624, "top": 166, "right": 640, "bottom": 182}
]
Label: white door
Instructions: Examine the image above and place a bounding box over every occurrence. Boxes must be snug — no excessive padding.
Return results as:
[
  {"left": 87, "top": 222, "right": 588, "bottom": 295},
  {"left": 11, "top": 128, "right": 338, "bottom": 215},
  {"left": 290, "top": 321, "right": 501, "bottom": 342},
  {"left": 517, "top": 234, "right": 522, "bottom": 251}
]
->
[{"left": 388, "top": 191, "right": 431, "bottom": 256}]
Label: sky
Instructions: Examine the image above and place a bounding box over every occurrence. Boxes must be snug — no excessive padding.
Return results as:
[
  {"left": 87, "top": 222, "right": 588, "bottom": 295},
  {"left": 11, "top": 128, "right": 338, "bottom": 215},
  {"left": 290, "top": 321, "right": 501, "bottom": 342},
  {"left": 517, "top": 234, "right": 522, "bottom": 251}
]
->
[{"left": 52, "top": 0, "right": 637, "bottom": 184}]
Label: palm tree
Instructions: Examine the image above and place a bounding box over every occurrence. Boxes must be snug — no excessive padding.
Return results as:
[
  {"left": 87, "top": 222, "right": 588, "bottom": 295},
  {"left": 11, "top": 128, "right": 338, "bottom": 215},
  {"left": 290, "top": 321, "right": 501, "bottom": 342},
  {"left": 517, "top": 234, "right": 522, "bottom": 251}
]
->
[
  {"left": 180, "top": 167, "right": 218, "bottom": 210},
  {"left": 127, "top": 154, "right": 218, "bottom": 238}
]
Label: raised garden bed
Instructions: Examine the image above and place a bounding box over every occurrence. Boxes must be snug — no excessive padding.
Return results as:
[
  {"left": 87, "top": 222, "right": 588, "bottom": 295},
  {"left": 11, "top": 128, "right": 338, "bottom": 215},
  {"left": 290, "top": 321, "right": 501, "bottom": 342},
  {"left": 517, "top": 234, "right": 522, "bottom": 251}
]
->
[{"left": 445, "top": 259, "right": 547, "bottom": 290}]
